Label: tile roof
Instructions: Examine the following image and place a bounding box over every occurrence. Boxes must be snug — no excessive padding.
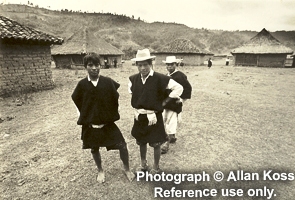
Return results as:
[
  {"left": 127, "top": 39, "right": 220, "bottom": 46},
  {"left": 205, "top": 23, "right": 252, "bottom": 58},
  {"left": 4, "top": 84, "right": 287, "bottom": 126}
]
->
[{"left": 0, "top": 15, "right": 63, "bottom": 44}]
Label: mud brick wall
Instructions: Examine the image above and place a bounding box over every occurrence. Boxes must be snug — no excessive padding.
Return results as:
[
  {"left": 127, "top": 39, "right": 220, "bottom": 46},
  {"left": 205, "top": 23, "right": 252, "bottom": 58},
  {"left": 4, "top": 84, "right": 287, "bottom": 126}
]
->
[{"left": 0, "top": 43, "right": 55, "bottom": 97}]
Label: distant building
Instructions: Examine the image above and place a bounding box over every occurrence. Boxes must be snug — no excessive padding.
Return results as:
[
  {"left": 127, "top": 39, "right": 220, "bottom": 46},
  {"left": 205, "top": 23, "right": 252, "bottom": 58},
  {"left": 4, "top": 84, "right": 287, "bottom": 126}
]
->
[
  {"left": 51, "top": 27, "right": 124, "bottom": 69},
  {"left": 291, "top": 53, "right": 295, "bottom": 68},
  {"left": 153, "top": 38, "right": 214, "bottom": 66},
  {"left": 231, "top": 28, "right": 293, "bottom": 67},
  {"left": 0, "top": 15, "right": 63, "bottom": 97}
]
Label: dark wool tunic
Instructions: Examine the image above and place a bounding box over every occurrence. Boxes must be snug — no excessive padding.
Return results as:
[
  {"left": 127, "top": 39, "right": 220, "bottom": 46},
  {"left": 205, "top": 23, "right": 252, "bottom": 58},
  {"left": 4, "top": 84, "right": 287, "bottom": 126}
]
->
[
  {"left": 129, "top": 72, "right": 170, "bottom": 112},
  {"left": 72, "top": 76, "right": 120, "bottom": 125},
  {"left": 71, "top": 76, "right": 125, "bottom": 149},
  {"left": 129, "top": 72, "right": 170, "bottom": 144},
  {"left": 164, "top": 71, "right": 192, "bottom": 114}
]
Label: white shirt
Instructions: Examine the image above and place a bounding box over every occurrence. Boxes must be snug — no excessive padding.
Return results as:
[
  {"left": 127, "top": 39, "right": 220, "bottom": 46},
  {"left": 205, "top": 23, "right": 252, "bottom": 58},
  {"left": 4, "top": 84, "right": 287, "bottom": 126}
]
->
[
  {"left": 167, "top": 69, "right": 184, "bottom": 102},
  {"left": 87, "top": 75, "right": 99, "bottom": 87}
]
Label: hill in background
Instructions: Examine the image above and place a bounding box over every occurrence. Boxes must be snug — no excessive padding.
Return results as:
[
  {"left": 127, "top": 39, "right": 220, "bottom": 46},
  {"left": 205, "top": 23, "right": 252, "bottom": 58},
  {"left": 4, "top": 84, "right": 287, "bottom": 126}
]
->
[{"left": 1, "top": 4, "right": 294, "bottom": 59}]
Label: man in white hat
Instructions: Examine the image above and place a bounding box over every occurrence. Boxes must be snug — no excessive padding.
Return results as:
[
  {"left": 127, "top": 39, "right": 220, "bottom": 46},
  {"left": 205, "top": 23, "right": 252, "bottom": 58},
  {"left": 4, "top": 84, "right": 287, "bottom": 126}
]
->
[
  {"left": 161, "top": 56, "right": 192, "bottom": 154},
  {"left": 128, "top": 49, "right": 183, "bottom": 174}
]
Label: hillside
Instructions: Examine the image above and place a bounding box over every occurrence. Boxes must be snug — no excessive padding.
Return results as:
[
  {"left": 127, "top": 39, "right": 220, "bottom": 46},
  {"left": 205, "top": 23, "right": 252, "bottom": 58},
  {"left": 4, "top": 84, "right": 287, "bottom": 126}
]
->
[{"left": 1, "top": 4, "right": 294, "bottom": 58}]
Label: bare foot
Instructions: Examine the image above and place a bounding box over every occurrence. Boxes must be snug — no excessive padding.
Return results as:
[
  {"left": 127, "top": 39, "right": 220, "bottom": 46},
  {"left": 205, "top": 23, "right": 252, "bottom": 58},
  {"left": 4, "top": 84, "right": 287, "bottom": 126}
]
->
[
  {"left": 124, "top": 170, "right": 135, "bottom": 182},
  {"left": 96, "top": 171, "right": 105, "bottom": 183}
]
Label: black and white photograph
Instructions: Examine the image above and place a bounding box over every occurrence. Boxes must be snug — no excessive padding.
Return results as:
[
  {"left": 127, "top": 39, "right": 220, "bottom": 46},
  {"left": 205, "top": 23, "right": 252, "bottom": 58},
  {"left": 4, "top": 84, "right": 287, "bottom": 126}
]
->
[{"left": 0, "top": 0, "right": 295, "bottom": 199}]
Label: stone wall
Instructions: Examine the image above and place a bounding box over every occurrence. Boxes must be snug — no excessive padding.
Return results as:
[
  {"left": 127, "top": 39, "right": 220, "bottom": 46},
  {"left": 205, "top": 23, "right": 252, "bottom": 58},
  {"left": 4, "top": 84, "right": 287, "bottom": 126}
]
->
[{"left": 0, "top": 42, "right": 55, "bottom": 97}]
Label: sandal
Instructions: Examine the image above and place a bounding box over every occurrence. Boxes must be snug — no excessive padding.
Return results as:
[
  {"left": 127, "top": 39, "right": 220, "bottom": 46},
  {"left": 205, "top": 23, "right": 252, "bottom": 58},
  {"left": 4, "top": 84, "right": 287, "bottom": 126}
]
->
[
  {"left": 124, "top": 170, "right": 135, "bottom": 182},
  {"left": 136, "top": 160, "right": 149, "bottom": 172},
  {"left": 169, "top": 137, "right": 177, "bottom": 143},
  {"left": 161, "top": 142, "right": 169, "bottom": 154},
  {"left": 150, "top": 168, "right": 162, "bottom": 175}
]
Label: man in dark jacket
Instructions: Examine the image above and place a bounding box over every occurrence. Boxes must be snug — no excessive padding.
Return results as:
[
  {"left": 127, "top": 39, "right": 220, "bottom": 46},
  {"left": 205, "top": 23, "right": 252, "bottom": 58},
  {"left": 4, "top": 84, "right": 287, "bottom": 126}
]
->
[
  {"left": 128, "top": 49, "right": 183, "bottom": 174},
  {"left": 72, "top": 53, "right": 134, "bottom": 183},
  {"left": 161, "top": 56, "right": 192, "bottom": 154}
]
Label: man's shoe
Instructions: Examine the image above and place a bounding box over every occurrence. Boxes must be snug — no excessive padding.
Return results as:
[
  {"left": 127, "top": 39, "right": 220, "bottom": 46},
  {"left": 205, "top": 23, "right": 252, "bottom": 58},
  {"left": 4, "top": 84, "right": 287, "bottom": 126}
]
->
[
  {"left": 149, "top": 168, "right": 161, "bottom": 175},
  {"left": 169, "top": 137, "right": 177, "bottom": 143},
  {"left": 161, "top": 142, "right": 169, "bottom": 154},
  {"left": 136, "top": 160, "right": 149, "bottom": 172}
]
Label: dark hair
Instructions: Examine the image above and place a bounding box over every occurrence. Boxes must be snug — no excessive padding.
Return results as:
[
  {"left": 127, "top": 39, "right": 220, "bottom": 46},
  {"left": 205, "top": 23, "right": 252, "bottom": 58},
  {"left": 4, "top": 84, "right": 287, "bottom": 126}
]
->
[
  {"left": 83, "top": 53, "right": 100, "bottom": 68},
  {"left": 135, "top": 59, "right": 153, "bottom": 66}
]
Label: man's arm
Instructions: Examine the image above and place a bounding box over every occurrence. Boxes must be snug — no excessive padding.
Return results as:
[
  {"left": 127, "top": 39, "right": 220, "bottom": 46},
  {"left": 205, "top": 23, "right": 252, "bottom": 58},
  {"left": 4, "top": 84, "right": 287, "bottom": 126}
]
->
[
  {"left": 128, "top": 80, "right": 132, "bottom": 94},
  {"left": 162, "top": 79, "right": 183, "bottom": 106},
  {"left": 71, "top": 83, "right": 83, "bottom": 112}
]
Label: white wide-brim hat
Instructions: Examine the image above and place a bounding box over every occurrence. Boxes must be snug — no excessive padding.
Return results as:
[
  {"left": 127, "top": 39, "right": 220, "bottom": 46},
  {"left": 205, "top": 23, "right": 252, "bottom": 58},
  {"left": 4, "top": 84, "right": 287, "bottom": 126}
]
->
[
  {"left": 162, "top": 56, "right": 180, "bottom": 63},
  {"left": 131, "top": 49, "right": 156, "bottom": 62}
]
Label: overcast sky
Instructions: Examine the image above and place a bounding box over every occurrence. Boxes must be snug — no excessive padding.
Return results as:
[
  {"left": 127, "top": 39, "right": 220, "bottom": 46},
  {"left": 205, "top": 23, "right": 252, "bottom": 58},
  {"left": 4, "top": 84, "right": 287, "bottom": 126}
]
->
[{"left": 3, "top": 0, "right": 295, "bottom": 31}]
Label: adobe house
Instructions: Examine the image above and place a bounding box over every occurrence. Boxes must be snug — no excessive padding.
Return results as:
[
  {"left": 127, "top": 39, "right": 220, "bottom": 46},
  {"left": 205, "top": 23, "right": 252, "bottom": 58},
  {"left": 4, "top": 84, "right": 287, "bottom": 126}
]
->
[
  {"left": 231, "top": 28, "right": 293, "bottom": 67},
  {"left": 0, "top": 15, "right": 63, "bottom": 97},
  {"left": 51, "top": 27, "right": 124, "bottom": 69},
  {"left": 152, "top": 38, "right": 214, "bottom": 66}
]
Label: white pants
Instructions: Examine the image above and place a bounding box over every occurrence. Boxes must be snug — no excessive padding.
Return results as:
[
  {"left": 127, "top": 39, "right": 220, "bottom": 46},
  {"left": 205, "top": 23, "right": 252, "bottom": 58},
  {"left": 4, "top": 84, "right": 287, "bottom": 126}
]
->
[{"left": 162, "top": 109, "right": 178, "bottom": 135}]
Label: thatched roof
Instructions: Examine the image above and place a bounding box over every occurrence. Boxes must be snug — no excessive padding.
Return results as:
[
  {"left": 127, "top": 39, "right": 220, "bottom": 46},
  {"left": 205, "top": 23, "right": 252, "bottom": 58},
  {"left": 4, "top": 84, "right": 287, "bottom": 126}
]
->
[
  {"left": 231, "top": 28, "right": 293, "bottom": 54},
  {"left": 154, "top": 38, "right": 213, "bottom": 54},
  {"left": 51, "top": 27, "right": 123, "bottom": 55},
  {"left": 0, "top": 15, "right": 63, "bottom": 44}
]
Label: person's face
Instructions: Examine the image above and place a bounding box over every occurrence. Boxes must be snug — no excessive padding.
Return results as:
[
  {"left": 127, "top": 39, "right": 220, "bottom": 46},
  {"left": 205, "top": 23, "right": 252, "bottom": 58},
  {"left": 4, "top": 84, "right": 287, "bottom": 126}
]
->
[
  {"left": 86, "top": 61, "right": 100, "bottom": 78},
  {"left": 137, "top": 60, "right": 151, "bottom": 78},
  {"left": 166, "top": 63, "right": 176, "bottom": 74}
]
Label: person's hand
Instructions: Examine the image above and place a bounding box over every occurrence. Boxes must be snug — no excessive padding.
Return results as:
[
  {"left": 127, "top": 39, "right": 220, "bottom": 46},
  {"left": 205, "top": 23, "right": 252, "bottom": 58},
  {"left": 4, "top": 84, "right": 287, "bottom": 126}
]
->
[
  {"left": 134, "top": 110, "right": 139, "bottom": 120},
  {"left": 147, "top": 113, "right": 157, "bottom": 126},
  {"left": 176, "top": 98, "right": 183, "bottom": 104}
]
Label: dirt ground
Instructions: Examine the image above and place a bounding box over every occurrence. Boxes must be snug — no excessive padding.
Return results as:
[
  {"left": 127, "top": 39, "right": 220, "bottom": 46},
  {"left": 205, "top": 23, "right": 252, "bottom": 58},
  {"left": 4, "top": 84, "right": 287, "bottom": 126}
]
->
[{"left": 1, "top": 60, "right": 295, "bottom": 200}]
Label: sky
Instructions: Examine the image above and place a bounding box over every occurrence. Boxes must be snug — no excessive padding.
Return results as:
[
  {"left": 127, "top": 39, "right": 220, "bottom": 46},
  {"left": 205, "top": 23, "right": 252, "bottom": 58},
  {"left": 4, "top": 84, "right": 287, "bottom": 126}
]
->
[{"left": 2, "top": 0, "right": 295, "bottom": 31}]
